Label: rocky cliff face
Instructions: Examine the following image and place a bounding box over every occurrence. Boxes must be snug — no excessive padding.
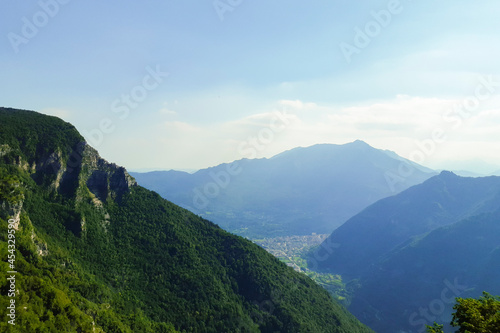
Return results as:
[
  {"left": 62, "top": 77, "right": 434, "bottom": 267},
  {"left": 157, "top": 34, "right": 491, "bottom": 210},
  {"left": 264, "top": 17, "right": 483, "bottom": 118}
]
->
[
  {"left": 0, "top": 200, "right": 22, "bottom": 229},
  {"left": 3, "top": 140, "right": 137, "bottom": 203},
  {"left": 1, "top": 139, "right": 137, "bottom": 238},
  {"left": 80, "top": 143, "right": 137, "bottom": 202},
  {"left": 1, "top": 139, "right": 137, "bottom": 249}
]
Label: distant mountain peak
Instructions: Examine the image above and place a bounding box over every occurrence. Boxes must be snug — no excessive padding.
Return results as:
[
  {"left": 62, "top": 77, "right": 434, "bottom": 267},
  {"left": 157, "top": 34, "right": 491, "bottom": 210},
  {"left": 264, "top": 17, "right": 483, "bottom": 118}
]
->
[
  {"left": 439, "top": 170, "right": 458, "bottom": 176},
  {"left": 340, "top": 140, "right": 373, "bottom": 151},
  {"left": 350, "top": 139, "right": 370, "bottom": 146},
  {"left": 271, "top": 141, "right": 375, "bottom": 160},
  {"left": 438, "top": 170, "right": 459, "bottom": 179},
  {"left": 133, "top": 139, "right": 436, "bottom": 238}
]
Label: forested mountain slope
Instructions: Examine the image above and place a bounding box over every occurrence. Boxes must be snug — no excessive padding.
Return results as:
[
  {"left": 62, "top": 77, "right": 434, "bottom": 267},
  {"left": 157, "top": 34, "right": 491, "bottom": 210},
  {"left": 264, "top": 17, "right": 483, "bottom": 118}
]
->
[{"left": 0, "top": 107, "right": 372, "bottom": 332}]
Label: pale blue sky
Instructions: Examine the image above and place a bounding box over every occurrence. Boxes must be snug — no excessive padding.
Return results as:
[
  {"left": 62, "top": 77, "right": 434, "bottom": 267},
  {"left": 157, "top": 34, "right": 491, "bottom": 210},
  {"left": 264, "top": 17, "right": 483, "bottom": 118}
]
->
[{"left": 2, "top": 1, "right": 500, "bottom": 173}]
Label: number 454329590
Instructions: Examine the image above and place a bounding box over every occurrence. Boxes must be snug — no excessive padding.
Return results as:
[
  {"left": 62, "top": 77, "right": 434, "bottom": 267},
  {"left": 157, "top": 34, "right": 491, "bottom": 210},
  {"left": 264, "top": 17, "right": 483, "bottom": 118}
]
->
[{"left": 7, "top": 219, "right": 16, "bottom": 269}]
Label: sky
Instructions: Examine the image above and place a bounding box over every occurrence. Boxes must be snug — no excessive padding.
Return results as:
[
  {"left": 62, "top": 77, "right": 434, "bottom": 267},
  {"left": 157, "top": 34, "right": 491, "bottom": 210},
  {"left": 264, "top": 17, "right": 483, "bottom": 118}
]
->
[{"left": 1, "top": 0, "right": 500, "bottom": 174}]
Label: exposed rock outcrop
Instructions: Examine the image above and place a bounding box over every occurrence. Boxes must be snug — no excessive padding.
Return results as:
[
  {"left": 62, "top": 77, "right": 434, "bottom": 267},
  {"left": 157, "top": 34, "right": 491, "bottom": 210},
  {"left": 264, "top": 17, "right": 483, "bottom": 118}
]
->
[
  {"left": 80, "top": 143, "right": 137, "bottom": 202},
  {"left": 0, "top": 200, "right": 22, "bottom": 230}
]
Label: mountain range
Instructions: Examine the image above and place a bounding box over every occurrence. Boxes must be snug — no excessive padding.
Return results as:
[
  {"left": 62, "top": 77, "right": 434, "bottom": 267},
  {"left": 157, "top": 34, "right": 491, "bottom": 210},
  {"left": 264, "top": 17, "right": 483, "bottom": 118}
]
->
[
  {"left": 0, "top": 108, "right": 372, "bottom": 332},
  {"left": 131, "top": 141, "right": 436, "bottom": 238},
  {"left": 311, "top": 171, "right": 500, "bottom": 333},
  {"left": 3, "top": 107, "right": 498, "bottom": 333}
]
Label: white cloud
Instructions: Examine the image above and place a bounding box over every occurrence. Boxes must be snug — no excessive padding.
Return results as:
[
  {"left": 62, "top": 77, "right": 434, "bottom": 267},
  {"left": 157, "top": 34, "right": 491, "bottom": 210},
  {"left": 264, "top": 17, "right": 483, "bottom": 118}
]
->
[
  {"left": 158, "top": 101, "right": 178, "bottom": 116},
  {"left": 162, "top": 121, "right": 198, "bottom": 133},
  {"left": 279, "top": 99, "right": 318, "bottom": 111},
  {"left": 98, "top": 95, "right": 500, "bottom": 173},
  {"left": 159, "top": 108, "right": 177, "bottom": 116}
]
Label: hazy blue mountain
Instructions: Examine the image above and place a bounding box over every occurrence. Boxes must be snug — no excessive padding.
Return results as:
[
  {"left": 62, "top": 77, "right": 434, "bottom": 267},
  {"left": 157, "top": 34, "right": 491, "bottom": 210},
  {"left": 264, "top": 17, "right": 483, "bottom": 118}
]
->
[
  {"left": 132, "top": 141, "right": 436, "bottom": 238},
  {"left": 310, "top": 172, "right": 500, "bottom": 333},
  {"left": 312, "top": 171, "right": 500, "bottom": 277},
  {"left": 350, "top": 209, "right": 500, "bottom": 333}
]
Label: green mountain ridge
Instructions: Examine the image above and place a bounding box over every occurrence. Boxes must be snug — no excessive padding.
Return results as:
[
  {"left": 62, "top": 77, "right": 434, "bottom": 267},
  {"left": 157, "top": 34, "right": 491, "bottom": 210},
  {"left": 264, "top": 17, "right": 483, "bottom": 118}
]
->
[{"left": 0, "top": 107, "right": 372, "bottom": 332}]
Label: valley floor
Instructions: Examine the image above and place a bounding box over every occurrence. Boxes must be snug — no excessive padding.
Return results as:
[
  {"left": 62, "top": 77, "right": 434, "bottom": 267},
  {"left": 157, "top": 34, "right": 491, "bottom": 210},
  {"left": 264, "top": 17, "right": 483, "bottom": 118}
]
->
[{"left": 254, "top": 234, "right": 355, "bottom": 304}]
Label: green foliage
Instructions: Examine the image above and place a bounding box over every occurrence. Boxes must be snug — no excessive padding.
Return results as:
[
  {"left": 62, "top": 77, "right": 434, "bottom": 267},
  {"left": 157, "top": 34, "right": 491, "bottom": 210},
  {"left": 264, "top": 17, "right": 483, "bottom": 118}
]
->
[
  {"left": 0, "top": 216, "right": 108, "bottom": 332},
  {"left": 0, "top": 107, "right": 83, "bottom": 165},
  {"left": 0, "top": 108, "right": 373, "bottom": 332},
  {"left": 426, "top": 322, "right": 444, "bottom": 333},
  {"left": 0, "top": 167, "right": 24, "bottom": 203},
  {"left": 304, "top": 271, "right": 353, "bottom": 303},
  {"left": 451, "top": 292, "right": 500, "bottom": 332}
]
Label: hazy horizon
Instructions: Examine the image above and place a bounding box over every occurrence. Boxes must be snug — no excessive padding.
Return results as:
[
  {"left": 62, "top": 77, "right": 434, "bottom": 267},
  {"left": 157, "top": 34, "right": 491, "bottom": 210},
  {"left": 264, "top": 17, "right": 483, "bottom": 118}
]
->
[
  {"left": 2, "top": 1, "right": 500, "bottom": 174},
  {"left": 125, "top": 140, "right": 499, "bottom": 176}
]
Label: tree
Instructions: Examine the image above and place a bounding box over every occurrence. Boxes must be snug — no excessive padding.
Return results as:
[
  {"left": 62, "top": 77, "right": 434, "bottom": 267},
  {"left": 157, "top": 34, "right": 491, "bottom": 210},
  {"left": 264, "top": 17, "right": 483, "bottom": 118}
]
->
[
  {"left": 427, "top": 292, "right": 500, "bottom": 333},
  {"left": 452, "top": 292, "right": 500, "bottom": 333},
  {"left": 426, "top": 322, "right": 444, "bottom": 333}
]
